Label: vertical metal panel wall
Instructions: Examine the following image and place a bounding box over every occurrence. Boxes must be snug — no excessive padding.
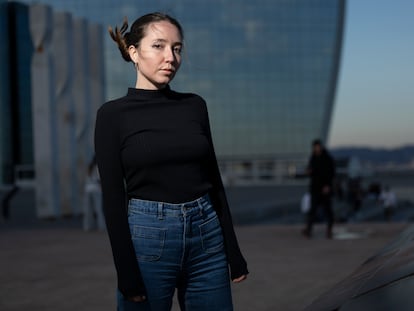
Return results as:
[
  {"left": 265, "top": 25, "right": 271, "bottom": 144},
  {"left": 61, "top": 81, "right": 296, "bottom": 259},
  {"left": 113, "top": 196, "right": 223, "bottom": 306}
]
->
[{"left": 29, "top": 4, "right": 60, "bottom": 217}]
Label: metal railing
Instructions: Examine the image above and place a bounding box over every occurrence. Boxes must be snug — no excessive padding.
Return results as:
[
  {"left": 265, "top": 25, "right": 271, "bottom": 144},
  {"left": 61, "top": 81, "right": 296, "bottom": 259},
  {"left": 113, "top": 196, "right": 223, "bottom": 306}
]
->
[
  {"left": 14, "top": 165, "right": 35, "bottom": 189},
  {"left": 218, "top": 158, "right": 308, "bottom": 186}
]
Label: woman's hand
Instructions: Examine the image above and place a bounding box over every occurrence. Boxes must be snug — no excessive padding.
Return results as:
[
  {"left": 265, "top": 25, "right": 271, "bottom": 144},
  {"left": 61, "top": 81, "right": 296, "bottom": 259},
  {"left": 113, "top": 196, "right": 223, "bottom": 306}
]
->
[
  {"left": 128, "top": 295, "right": 147, "bottom": 302},
  {"left": 232, "top": 275, "right": 247, "bottom": 283}
]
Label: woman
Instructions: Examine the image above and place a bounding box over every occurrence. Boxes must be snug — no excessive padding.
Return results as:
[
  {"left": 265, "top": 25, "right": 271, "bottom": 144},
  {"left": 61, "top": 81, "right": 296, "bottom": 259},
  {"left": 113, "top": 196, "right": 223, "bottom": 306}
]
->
[{"left": 95, "top": 12, "right": 248, "bottom": 310}]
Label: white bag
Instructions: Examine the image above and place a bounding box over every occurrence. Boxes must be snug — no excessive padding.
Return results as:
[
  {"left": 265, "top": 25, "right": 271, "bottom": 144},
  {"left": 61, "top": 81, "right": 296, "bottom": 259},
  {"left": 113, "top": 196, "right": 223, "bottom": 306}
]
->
[{"left": 301, "top": 192, "right": 311, "bottom": 214}]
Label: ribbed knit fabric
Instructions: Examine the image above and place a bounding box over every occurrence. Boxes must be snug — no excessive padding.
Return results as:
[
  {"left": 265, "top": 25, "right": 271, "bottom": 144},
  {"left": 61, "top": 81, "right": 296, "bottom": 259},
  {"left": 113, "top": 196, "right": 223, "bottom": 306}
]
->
[{"left": 94, "top": 86, "right": 248, "bottom": 298}]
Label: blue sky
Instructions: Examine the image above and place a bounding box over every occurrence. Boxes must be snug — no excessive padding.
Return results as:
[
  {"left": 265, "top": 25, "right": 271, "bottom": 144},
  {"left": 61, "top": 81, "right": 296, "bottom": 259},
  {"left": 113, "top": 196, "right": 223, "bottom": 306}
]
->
[{"left": 328, "top": 0, "right": 414, "bottom": 148}]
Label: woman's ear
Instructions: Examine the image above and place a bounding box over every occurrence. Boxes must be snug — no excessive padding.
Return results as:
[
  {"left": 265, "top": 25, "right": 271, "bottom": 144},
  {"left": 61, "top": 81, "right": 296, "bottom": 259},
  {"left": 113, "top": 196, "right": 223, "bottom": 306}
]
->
[{"left": 128, "top": 45, "right": 139, "bottom": 66}]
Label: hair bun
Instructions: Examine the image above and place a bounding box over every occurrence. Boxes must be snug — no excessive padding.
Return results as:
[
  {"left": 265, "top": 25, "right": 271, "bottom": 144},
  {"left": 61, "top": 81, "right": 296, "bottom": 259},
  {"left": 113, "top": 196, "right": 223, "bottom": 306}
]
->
[{"left": 108, "top": 17, "right": 132, "bottom": 62}]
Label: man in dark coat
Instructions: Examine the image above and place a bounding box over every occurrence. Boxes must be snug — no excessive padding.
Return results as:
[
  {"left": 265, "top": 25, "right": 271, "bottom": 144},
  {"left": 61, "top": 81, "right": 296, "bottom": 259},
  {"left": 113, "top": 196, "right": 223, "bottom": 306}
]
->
[{"left": 302, "top": 139, "right": 336, "bottom": 239}]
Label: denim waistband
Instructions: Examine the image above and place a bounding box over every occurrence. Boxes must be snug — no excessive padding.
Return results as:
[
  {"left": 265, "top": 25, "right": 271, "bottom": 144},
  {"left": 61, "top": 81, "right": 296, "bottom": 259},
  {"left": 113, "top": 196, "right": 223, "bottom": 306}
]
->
[{"left": 128, "top": 193, "right": 211, "bottom": 217}]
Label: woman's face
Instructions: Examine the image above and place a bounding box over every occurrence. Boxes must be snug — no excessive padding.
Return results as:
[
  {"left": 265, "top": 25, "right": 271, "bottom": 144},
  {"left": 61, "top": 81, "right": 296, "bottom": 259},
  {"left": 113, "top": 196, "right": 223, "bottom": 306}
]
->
[{"left": 130, "top": 21, "right": 183, "bottom": 90}]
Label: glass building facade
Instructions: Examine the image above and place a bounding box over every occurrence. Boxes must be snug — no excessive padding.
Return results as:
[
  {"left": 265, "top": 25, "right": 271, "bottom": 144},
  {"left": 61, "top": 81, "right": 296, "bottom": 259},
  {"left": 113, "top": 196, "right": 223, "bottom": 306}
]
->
[{"left": 14, "top": 0, "right": 345, "bottom": 182}]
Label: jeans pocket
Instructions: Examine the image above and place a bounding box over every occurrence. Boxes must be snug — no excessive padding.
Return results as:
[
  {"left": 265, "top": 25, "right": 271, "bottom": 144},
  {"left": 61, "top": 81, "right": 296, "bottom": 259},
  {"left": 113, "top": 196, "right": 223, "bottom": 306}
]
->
[
  {"left": 199, "top": 216, "right": 224, "bottom": 254},
  {"left": 131, "top": 226, "right": 166, "bottom": 261}
]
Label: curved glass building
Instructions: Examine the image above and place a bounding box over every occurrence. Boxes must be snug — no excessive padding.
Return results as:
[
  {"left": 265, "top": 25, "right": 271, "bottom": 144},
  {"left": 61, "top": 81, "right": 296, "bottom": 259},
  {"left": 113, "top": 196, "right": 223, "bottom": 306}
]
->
[{"left": 11, "top": 0, "right": 346, "bottom": 183}]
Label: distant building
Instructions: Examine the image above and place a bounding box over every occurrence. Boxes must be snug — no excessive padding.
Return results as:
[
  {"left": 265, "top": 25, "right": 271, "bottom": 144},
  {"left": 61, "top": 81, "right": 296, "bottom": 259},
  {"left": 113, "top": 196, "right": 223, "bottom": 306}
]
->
[
  {"left": 5, "top": 0, "right": 346, "bottom": 185},
  {"left": 9, "top": 2, "right": 34, "bottom": 181},
  {"left": 0, "top": 1, "right": 105, "bottom": 218},
  {"left": 0, "top": 2, "right": 35, "bottom": 184},
  {"left": 0, "top": 0, "right": 12, "bottom": 184}
]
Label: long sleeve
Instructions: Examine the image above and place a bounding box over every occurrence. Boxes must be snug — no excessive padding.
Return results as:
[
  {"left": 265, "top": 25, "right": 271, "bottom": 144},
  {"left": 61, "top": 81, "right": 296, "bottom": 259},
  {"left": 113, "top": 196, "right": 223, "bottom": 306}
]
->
[
  {"left": 95, "top": 88, "right": 248, "bottom": 296},
  {"left": 94, "top": 103, "right": 146, "bottom": 298},
  {"left": 202, "top": 103, "right": 249, "bottom": 280}
]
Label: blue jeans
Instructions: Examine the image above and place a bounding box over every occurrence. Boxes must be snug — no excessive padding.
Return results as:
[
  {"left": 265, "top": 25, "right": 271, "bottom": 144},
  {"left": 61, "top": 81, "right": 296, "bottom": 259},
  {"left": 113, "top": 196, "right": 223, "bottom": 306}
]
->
[{"left": 117, "top": 194, "right": 233, "bottom": 311}]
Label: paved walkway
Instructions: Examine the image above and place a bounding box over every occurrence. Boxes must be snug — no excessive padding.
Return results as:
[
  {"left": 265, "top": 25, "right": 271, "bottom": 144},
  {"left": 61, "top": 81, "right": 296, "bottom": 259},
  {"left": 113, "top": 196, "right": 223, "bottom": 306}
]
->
[
  {"left": 1, "top": 188, "right": 411, "bottom": 310},
  {"left": 0, "top": 218, "right": 408, "bottom": 311}
]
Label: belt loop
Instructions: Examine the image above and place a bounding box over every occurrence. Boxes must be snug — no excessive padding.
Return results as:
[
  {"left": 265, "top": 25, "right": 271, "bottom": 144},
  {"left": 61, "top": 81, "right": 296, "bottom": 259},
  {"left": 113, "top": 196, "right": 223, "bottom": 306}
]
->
[
  {"left": 157, "top": 202, "right": 163, "bottom": 220},
  {"left": 198, "top": 197, "right": 204, "bottom": 217}
]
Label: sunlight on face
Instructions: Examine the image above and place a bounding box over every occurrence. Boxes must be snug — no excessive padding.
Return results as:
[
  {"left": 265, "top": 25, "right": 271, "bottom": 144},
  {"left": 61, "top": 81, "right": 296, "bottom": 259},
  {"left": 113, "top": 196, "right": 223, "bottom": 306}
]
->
[{"left": 135, "top": 21, "right": 183, "bottom": 89}]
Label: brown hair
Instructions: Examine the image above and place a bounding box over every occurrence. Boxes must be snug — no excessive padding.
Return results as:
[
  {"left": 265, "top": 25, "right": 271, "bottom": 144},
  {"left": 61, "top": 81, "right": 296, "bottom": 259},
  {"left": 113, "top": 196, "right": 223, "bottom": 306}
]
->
[{"left": 108, "top": 12, "right": 184, "bottom": 62}]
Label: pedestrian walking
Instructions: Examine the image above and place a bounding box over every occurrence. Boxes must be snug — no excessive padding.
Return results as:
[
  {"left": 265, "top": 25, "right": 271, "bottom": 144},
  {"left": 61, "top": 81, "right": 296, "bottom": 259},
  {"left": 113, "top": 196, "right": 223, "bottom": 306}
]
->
[
  {"left": 83, "top": 156, "right": 105, "bottom": 231},
  {"left": 379, "top": 185, "right": 397, "bottom": 221},
  {"left": 302, "top": 139, "right": 336, "bottom": 239}
]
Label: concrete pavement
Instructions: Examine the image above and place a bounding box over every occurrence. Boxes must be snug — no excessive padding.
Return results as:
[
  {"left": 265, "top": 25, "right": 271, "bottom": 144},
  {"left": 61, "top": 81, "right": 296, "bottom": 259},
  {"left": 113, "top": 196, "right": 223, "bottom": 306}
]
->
[
  {"left": 1, "top": 187, "right": 412, "bottom": 310},
  {"left": 0, "top": 218, "right": 409, "bottom": 310}
]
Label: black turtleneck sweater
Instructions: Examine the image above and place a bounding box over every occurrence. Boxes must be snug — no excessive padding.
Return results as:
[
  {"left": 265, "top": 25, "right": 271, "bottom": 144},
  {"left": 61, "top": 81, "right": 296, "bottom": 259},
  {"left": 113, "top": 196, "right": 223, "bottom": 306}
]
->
[{"left": 94, "top": 86, "right": 248, "bottom": 298}]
